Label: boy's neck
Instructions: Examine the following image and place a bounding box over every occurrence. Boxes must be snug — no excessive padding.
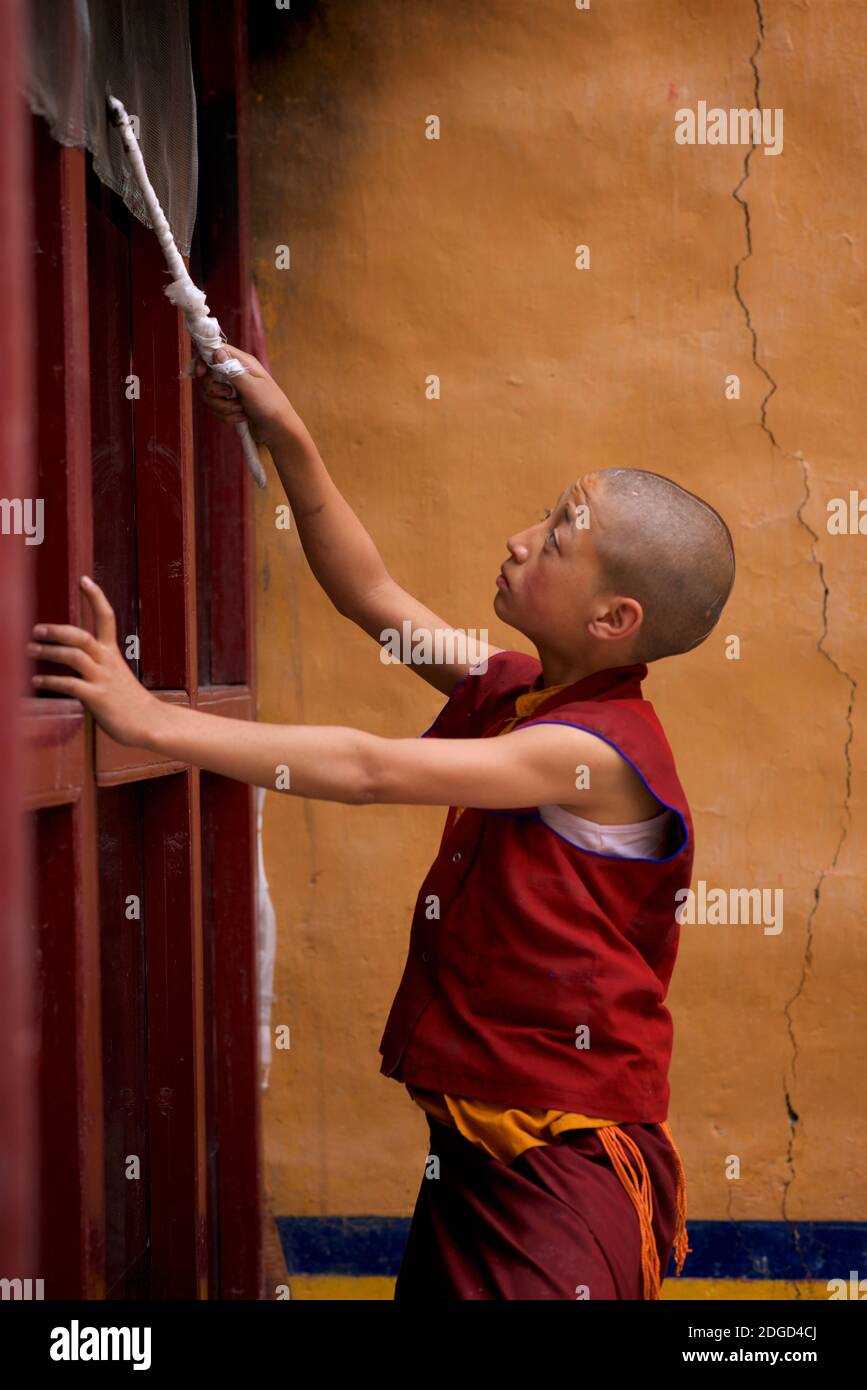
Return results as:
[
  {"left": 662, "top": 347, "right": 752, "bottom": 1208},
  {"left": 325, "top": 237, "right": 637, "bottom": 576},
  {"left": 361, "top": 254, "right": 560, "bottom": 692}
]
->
[{"left": 536, "top": 647, "right": 638, "bottom": 690}]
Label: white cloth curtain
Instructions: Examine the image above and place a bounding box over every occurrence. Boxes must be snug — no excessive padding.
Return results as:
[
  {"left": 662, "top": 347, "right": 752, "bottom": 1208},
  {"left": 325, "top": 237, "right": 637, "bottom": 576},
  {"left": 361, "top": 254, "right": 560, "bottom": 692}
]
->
[
  {"left": 256, "top": 786, "right": 278, "bottom": 1089},
  {"left": 23, "top": 0, "right": 198, "bottom": 255}
]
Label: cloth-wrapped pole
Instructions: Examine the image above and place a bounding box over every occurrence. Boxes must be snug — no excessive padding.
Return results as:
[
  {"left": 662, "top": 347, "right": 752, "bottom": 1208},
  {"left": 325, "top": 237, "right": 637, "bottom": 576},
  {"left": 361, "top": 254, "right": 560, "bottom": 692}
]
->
[{"left": 106, "top": 92, "right": 267, "bottom": 489}]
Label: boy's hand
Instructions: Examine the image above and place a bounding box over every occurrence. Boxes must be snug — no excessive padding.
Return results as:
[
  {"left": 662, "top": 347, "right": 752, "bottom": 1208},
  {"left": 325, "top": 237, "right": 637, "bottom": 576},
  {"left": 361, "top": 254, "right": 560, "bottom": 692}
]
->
[
  {"left": 27, "top": 577, "right": 160, "bottom": 749},
  {"left": 195, "top": 344, "right": 303, "bottom": 450}
]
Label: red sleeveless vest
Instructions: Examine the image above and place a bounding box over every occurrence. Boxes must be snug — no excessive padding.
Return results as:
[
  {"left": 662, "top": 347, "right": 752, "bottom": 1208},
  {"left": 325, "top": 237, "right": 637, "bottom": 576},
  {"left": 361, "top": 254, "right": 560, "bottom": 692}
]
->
[{"left": 378, "top": 650, "right": 695, "bottom": 1122}]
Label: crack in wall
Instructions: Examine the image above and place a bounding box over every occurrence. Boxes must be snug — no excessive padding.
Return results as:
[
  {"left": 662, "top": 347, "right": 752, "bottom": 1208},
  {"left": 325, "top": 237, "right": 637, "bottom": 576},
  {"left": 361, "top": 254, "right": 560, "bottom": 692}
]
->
[
  {"left": 731, "top": 0, "right": 857, "bottom": 1288},
  {"left": 784, "top": 461, "right": 856, "bottom": 1251},
  {"left": 732, "top": 0, "right": 778, "bottom": 447}
]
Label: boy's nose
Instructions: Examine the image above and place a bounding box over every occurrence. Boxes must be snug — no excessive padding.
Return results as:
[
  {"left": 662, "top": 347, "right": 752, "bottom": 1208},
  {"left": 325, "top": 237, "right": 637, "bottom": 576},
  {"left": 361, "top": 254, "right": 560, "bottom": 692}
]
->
[{"left": 506, "top": 535, "right": 531, "bottom": 561}]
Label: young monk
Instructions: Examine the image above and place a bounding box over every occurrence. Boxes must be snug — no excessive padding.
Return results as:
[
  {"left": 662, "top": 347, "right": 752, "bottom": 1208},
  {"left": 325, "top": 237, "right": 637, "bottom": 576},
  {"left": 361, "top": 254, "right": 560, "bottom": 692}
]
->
[{"left": 28, "top": 347, "right": 735, "bottom": 1301}]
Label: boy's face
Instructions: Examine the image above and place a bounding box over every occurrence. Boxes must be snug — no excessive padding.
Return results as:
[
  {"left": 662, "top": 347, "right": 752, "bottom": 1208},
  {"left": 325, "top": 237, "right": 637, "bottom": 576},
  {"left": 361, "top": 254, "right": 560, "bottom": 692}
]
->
[{"left": 493, "top": 472, "right": 615, "bottom": 653}]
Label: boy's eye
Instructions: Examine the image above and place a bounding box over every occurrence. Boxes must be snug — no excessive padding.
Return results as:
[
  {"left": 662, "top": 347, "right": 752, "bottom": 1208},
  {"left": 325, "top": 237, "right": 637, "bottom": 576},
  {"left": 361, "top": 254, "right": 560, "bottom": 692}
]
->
[{"left": 541, "top": 506, "right": 559, "bottom": 548}]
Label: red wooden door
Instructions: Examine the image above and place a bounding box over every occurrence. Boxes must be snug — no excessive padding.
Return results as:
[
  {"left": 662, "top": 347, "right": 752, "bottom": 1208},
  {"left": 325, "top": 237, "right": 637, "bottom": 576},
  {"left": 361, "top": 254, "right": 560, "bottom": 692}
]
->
[
  {"left": 4, "top": 0, "right": 263, "bottom": 1301},
  {"left": 0, "top": 0, "right": 37, "bottom": 1300}
]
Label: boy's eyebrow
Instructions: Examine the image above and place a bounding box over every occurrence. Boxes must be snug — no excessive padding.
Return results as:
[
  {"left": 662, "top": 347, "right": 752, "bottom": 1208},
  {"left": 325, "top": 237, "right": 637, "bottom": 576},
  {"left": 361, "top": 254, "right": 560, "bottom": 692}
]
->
[
  {"left": 569, "top": 476, "right": 592, "bottom": 524},
  {"left": 545, "top": 483, "right": 587, "bottom": 539},
  {"left": 562, "top": 479, "right": 589, "bottom": 525},
  {"left": 550, "top": 492, "right": 576, "bottom": 547}
]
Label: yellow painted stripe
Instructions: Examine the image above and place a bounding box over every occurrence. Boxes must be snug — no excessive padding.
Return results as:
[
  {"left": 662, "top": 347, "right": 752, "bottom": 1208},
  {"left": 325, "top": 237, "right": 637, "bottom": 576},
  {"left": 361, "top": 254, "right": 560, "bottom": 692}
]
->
[
  {"left": 662, "top": 1279, "right": 833, "bottom": 1301},
  {"left": 286, "top": 1276, "right": 397, "bottom": 1300},
  {"left": 283, "top": 1276, "right": 834, "bottom": 1301}
]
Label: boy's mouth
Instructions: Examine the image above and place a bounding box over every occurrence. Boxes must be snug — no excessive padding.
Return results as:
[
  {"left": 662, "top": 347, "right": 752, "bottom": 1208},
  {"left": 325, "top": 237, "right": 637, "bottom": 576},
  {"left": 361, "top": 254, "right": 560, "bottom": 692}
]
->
[{"left": 496, "top": 564, "right": 510, "bottom": 590}]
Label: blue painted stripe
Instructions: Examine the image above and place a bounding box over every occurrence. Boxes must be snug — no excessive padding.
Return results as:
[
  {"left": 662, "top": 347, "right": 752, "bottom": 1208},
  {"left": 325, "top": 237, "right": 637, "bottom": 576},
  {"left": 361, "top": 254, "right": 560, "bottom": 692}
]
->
[
  {"left": 680, "top": 1221, "right": 867, "bottom": 1280},
  {"left": 277, "top": 1217, "right": 412, "bottom": 1278},
  {"left": 276, "top": 1217, "right": 867, "bottom": 1281}
]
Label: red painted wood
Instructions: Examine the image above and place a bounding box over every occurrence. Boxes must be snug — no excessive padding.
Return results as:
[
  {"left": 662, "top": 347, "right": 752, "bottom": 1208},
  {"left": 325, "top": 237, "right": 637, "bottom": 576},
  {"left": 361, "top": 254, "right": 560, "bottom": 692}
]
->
[
  {"left": 235, "top": 0, "right": 258, "bottom": 709},
  {"left": 95, "top": 690, "right": 192, "bottom": 785},
  {"left": 130, "top": 179, "right": 210, "bottom": 1294},
  {"left": 0, "top": 0, "right": 37, "bottom": 1290},
  {"left": 33, "top": 801, "right": 106, "bottom": 1298},
  {"left": 31, "top": 116, "right": 75, "bottom": 634},
  {"left": 27, "top": 134, "right": 106, "bottom": 1298},
  {"left": 97, "top": 783, "right": 150, "bottom": 1299},
  {"left": 20, "top": 699, "right": 87, "bottom": 809},
  {"left": 196, "top": 686, "right": 253, "bottom": 719},
  {"left": 200, "top": 771, "right": 263, "bottom": 1298},
  {"left": 192, "top": 0, "right": 257, "bottom": 688},
  {"left": 18, "top": 0, "right": 261, "bottom": 1302},
  {"left": 86, "top": 163, "right": 140, "bottom": 663},
  {"left": 33, "top": 806, "right": 84, "bottom": 1296},
  {"left": 190, "top": 0, "right": 264, "bottom": 1301},
  {"left": 52, "top": 147, "right": 106, "bottom": 1300},
  {"left": 29, "top": 135, "right": 97, "bottom": 632},
  {"left": 129, "top": 220, "right": 196, "bottom": 693},
  {"left": 143, "top": 771, "right": 208, "bottom": 1299}
]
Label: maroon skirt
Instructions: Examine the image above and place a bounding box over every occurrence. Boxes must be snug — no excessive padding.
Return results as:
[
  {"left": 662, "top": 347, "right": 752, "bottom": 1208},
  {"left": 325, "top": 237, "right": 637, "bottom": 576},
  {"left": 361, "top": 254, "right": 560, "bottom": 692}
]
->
[{"left": 394, "top": 1116, "right": 683, "bottom": 1301}]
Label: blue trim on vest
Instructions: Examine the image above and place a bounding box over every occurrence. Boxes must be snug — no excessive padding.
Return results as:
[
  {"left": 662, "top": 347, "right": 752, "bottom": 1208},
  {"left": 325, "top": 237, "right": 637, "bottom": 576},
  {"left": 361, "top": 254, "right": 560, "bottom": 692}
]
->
[
  {"left": 500, "top": 718, "right": 690, "bottom": 864},
  {"left": 275, "top": 1215, "right": 867, "bottom": 1281}
]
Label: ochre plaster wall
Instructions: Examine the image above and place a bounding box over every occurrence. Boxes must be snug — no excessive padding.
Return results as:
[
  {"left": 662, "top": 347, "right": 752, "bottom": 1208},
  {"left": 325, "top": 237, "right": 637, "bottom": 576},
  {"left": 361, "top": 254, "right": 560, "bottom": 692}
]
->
[{"left": 249, "top": 0, "right": 865, "bottom": 1222}]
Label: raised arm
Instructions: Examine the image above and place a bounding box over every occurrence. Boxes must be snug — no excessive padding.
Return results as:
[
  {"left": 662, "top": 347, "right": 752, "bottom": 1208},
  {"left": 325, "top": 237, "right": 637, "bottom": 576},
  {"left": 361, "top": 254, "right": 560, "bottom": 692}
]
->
[{"left": 198, "top": 346, "right": 501, "bottom": 696}]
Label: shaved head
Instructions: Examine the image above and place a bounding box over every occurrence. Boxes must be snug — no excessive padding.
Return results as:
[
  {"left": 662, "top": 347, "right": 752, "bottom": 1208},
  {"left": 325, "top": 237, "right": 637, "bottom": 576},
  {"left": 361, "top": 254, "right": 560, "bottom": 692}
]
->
[{"left": 590, "top": 469, "right": 735, "bottom": 662}]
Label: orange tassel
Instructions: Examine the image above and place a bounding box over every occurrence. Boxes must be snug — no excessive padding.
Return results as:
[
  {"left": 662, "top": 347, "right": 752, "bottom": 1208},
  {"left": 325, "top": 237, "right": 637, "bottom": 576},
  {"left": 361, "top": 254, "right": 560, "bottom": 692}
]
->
[
  {"left": 659, "top": 1119, "right": 692, "bottom": 1276},
  {"left": 597, "top": 1122, "right": 691, "bottom": 1299},
  {"left": 598, "top": 1125, "right": 662, "bottom": 1299}
]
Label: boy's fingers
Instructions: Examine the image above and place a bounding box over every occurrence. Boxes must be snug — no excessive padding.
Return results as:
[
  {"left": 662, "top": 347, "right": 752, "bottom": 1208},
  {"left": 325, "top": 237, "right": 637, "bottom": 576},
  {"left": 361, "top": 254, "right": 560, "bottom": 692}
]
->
[
  {"left": 220, "top": 342, "right": 263, "bottom": 375},
  {"left": 202, "top": 377, "right": 233, "bottom": 399},
  {"left": 32, "top": 621, "right": 97, "bottom": 653},
  {"left": 28, "top": 642, "right": 100, "bottom": 679},
  {"left": 32, "top": 674, "right": 89, "bottom": 698},
  {"left": 80, "top": 576, "right": 118, "bottom": 645},
  {"left": 205, "top": 398, "right": 246, "bottom": 421}
]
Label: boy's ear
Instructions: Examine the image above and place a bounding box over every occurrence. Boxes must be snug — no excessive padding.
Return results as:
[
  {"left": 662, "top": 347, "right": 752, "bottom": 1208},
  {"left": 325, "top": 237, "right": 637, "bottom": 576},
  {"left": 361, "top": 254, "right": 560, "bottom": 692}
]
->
[{"left": 589, "top": 596, "right": 643, "bottom": 642}]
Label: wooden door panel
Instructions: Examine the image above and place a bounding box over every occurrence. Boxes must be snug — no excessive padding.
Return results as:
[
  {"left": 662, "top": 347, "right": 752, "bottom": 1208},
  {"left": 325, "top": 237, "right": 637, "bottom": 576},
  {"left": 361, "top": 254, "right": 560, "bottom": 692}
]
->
[
  {"left": 86, "top": 162, "right": 140, "bottom": 668},
  {"left": 192, "top": 0, "right": 255, "bottom": 689},
  {"left": 26, "top": 127, "right": 105, "bottom": 1300},
  {"left": 13, "top": 0, "right": 263, "bottom": 1303},
  {"left": 33, "top": 801, "right": 105, "bottom": 1299},
  {"left": 201, "top": 771, "right": 261, "bottom": 1297},
  {"left": 142, "top": 770, "right": 207, "bottom": 1300},
  {"left": 130, "top": 222, "right": 196, "bottom": 694},
  {"left": 30, "top": 119, "right": 93, "bottom": 634},
  {"left": 97, "top": 783, "right": 149, "bottom": 1300}
]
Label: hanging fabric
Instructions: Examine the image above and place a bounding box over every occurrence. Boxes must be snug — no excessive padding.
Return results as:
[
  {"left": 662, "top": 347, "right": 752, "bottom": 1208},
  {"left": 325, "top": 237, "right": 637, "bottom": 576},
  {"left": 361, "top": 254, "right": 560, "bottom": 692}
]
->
[{"left": 23, "top": 0, "right": 198, "bottom": 256}]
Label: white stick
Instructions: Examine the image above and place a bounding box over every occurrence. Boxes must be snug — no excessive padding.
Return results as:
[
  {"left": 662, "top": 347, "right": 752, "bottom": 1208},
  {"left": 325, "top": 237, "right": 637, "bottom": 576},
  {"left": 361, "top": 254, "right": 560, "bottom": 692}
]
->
[{"left": 106, "top": 93, "right": 267, "bottom": 489}]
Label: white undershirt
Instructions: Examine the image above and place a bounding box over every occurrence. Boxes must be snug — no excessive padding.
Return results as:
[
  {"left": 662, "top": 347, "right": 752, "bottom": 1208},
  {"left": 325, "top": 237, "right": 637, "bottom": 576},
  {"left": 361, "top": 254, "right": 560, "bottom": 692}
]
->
[{"left": 537, "top": 804, "right": 675, "bottom": 859}]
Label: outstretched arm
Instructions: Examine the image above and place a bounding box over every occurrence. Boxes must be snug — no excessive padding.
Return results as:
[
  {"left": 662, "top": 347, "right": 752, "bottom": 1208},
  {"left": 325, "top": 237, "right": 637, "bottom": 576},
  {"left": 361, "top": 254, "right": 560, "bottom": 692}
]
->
[
  {"left": 199, "top": 346, "right": 501, "bottom": 696},
  {"left": 28, "top": 579, "right": 630, "bottom": 814}
]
